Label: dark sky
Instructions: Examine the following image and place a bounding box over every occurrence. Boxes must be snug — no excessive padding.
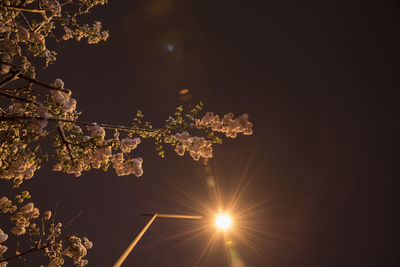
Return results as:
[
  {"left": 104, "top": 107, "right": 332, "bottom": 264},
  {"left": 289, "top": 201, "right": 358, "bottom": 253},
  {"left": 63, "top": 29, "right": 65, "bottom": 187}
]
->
[{"left": 9, "top": 0, "right": 400, "bottom": 266}]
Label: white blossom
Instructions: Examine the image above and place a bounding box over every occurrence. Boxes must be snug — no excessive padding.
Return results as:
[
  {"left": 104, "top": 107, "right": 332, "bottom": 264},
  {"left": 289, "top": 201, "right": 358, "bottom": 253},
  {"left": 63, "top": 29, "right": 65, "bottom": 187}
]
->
[
  {"left": 30, "top": 32, "right": 45, "bottom": 47},
  {"left": 43, "top": 210, "right": 52, "bottom": 220},
  {"left": 53, "top": 164, "right": 62, "bottom": 171},
  {"left": 62, "top": 236, "right": 91, "bottom": 265},
  {"left": 89, "top": 146, "right": 112, "bottom": 169},
  {"left": 0, "top": 197, "right": 16, "bottom": 214},
  {"left": 0, "top": 38, "right": 20, "bottom": 56},
  {"left": 82, "top": 237, "right": 93, "bottom": 250},
  {"left": 120, "top": 137, "right": 141, "bottom": 153},
  {"left": 0, "top": 229, "right": 8, "bottom": 243},
  {"left": 113, "top": 157, "right": 143, "bottom": 177},
  {"left": 10, "top": 202, "right": 39, "bottom": 236},
  {"left": 63, "top": 98, "right": 77, "bottom": 113},
  {"left": 17, "top": 26, "right": 30, "bottom": 42},
  {"left": 87, "top": 124, "right": 105, "bottom": 139},
  {"left": 31, "top": 105, "right": 50, "bottom": 130},
  {"left": 0, "top": 64, "right": 10, "bottom": 74},
  {"left": 47, "top": 258, "right": 64, "bottom": 267},
  {"left": 173, "top": 132, "right": 212, "bottom": 160},
  {"left": 195, "top": 112, "right": 253, "bottom": 137},
  {"left": 1, "top": 152, "right": 37, "bottom": 183},
  {"left": 53, "top": 79, "right": 64, "bottom": 89},
  {"left": 44, "top": 0, "right": 61, "bottom": 17},
  {"left": 62, "top": 26, "right": 73, "bottom": 40}
]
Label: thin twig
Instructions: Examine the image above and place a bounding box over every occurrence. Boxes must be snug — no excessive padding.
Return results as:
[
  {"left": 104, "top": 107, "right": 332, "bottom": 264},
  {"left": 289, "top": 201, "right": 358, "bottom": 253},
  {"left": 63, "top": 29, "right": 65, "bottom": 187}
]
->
[
  {"left": 63, "top": 210, "right": 83, "bottom": 230},
  {"left": 57, "top": 125, "right": 76, "bottom": 162},
  {"left": 33, "top": 13, "right": 54, "bottom": 33},
  {"left": 37, "top": 218, "right": 46, "bottom": 249},
  {"left": 52, "top": 201, "right": 59, "bottom": 226},
  {"left": 19, "top": 11, "right": 33, "bottom": 31},
  {"left": 0, "top": 70, "right": 22, "bottom": 88}
]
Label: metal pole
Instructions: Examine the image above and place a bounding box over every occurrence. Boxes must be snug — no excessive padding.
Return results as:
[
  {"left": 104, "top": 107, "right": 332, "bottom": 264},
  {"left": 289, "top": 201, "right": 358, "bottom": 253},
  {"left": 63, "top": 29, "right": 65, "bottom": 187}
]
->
[
  {"left": 113, "top": 213, "right": 158, "bottom": 267},
  {"left": 141, "top": 213, "right": 203, "bottom": 220}
]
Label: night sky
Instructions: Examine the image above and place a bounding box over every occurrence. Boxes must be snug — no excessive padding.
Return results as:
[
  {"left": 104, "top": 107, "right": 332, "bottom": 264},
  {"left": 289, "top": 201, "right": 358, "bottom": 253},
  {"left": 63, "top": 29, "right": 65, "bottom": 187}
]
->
[{"left": 8, "top": 0, "right": 399, "bottom": 266}]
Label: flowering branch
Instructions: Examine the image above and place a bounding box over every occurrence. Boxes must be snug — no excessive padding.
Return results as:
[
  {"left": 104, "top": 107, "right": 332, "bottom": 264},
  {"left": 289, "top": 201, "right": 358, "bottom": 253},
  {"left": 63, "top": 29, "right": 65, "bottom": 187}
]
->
[
  {"left": 0, "top": 115, "right": 155, "bottom": 133},
  {"left": 0, "top": 240, "right": 55, "bottom": 264},
  {"left": 8, "top": 70, "right": 70, "bottom": 94},
  {"left": 57, "top": 125, "right": 76, "bottom": 162},
  {"left": 0, "top": 1, "right": 253, "bottom": 266}
]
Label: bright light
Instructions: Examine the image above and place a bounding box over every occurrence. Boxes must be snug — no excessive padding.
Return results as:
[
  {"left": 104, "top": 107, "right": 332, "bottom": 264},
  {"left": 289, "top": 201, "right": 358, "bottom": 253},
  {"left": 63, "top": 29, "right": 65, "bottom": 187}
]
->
[{"left": 216, "top": 214, "right": 232, "bottom": 230}]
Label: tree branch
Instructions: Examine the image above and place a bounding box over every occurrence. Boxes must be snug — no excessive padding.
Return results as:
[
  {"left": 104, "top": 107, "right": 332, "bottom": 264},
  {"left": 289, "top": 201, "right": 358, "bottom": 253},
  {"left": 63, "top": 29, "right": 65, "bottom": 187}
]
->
[
  {"left": 0, "top": 91, "right": 36, "bottom": 104},
  {"left": 0, "top": 241, "right": 54, "bottom": 263},
  {"left": 0, "top": 115, "right": 157, "bottom": 134},
  {"left": 6, "top": 69, "right": 70, "bottom": 94},
  {"left": 0, "top": 3, "right": 46, "bottom": 13}
]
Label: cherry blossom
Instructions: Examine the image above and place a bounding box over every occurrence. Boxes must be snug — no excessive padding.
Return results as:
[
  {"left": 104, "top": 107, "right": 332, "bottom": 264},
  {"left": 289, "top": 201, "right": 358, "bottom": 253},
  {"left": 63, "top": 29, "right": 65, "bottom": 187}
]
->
[{"left": 0, "top": 1, "right": 253, "bottom": 265}]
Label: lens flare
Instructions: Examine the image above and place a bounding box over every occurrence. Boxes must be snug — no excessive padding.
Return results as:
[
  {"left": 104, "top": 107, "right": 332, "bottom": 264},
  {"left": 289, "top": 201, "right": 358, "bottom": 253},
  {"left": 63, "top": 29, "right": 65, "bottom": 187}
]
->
[
  {"left": 146, "top": 147, "right": 301, "bottom": 267},
  {"left": 216, "top": 214, "right": 232, "bottom": 230}
]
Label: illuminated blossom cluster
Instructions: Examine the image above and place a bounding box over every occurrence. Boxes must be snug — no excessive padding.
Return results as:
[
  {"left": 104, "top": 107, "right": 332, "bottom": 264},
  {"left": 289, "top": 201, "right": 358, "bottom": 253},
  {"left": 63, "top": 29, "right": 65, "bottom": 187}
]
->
[
  {"left": 111, "top": 153, "right": 143, "bottom": 177},
  {"left": 89, "top": 146, "right": 112, "bottom": 169},
  {"left": 7, "top": 103, "right": 26, "bottom": 115},
  {"left": 10, "top": 202, "right": 39, "bottom": 236},
  {"left": 48, "top": 258, "right": 65, "bottom": 267},
  {"left": 0, "top": 197, "right": 16, "bottom": 214},
  {"left": 196, "top": 112, "right": 253, "bottom": 138},
  {"left": 120, "top": 138, "right": 141, "bottom": 153},
  {"left": 53, "top": 162, "right": 82, "bottom": 177},
  {"left": 173, "top": 132, "right": 213, "bottom": 161},
  {"left": 0, "top": 1, "right": 141, "bottom": 265},
  {"left": 87, "top": 124, "right": 105, "bottom": 139},
  {"left": 53, "top": 124, "right": 109, "bottom": 176},
  {"left": 0, "top": 150, "right": 38, "bottom": 187},
  {"left": 31, "top": 105, "right": 50, "bottom": 130},
  {"left": 30, "top": 32, "right": 46, "bottom": 49},
  {"left": 44, "top": 0, "right": 62, "bottom": 17},
  {"left": 86, "top": 22, "right": 109, "bottom": 44},
  {"left": 52, "top": 125, "right": 144, "bottom": 177},
  {"left": 62, "top": 26, "right": 73, "bottom": 40},
  {"left": 0, "top": 109, "right": 43, "bottom": 186},
  {"left": 7, "top": 102, "right": 48, "bottom": 130},
  {"left": 51, "top": 79, "right": 77, "bottom": 113},
  {"left": 62, "top": 236, "right": 93, "bottom": 266}
]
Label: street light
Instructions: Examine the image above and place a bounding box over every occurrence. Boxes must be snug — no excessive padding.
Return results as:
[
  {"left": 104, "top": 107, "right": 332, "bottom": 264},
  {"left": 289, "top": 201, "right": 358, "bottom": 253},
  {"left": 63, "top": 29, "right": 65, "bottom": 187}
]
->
[
  {"left": 113, "top": 212, "right": 203, "bottom": 267},
  {"left": 215, "top": 214, "right": 232, "bottom": 230}
]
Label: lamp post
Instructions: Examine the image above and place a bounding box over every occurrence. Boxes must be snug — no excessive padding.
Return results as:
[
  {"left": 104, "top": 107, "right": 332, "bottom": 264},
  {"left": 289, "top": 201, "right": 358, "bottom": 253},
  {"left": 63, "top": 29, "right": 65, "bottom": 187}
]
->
[{"left": 113, "top": 212, "right": 203, "bottom": 267}]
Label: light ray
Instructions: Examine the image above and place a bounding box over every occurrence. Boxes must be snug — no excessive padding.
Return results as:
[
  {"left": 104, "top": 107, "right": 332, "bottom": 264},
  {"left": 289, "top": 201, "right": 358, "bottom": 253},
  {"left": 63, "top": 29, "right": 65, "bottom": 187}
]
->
[{"left": 142, "top": 138, "right": 303, "bottom": 266}]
